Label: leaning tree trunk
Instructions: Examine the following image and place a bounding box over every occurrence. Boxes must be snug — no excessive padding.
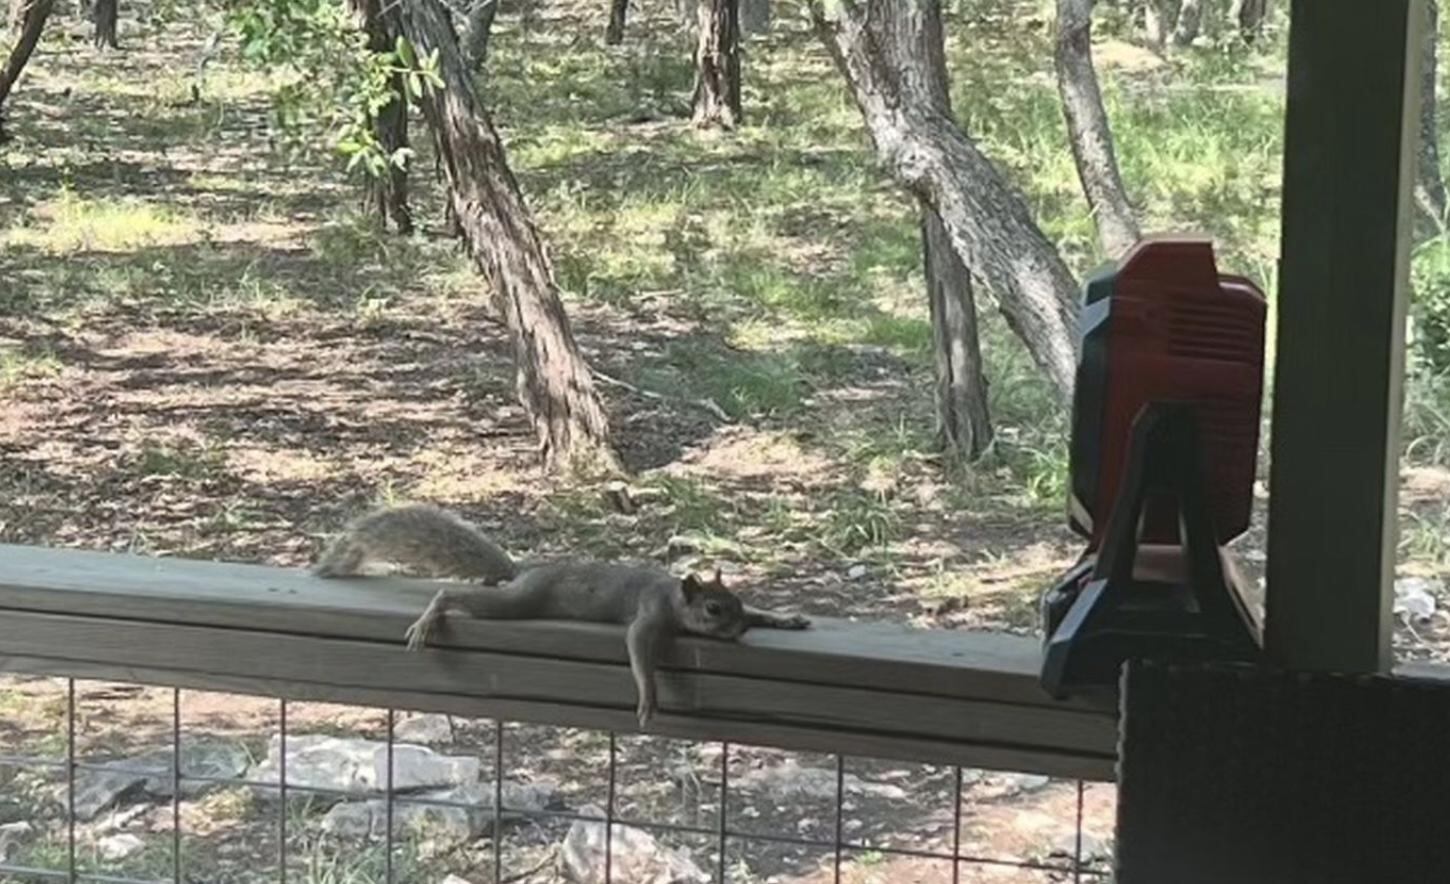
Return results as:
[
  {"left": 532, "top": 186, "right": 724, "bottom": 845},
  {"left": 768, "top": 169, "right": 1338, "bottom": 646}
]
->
[
  {"left": 1417, "top": 0, "right": 1447, "bottom": 235},
  {"left": 605, "top": 0, "right": 627, "bottom": 43},
  {"left": 1169, "top": 0, "right": 1203, "bottom": 46},
  {"left": 395, "top": 0, "right": 618, "bottom": 473},
  {"left": 460, "top": 0, "right": 496, "bottom": 68},
  {"left": 1056, "top": 0, "right": 1140, "bottom": 259},
  {"left": 350, "top": 0, "right": 413, "bottom": 233},
  {"left": 810, "top": 0, "right": 1080, "bottom": 401},
  {"left": 1228, "top": 0, "right": 1266, "bottom": 43},
  {"left": 0, "top": 0, "right": 53, "bottom": 115},
  {"left": 912, "top": 0, "right": 991, "bottom": 458},
  {"left": 691, "top": 0, "right": 741, "bottom": 129},
  {"left": 90, "top": 0, "right": 116, "bottom": 48}
]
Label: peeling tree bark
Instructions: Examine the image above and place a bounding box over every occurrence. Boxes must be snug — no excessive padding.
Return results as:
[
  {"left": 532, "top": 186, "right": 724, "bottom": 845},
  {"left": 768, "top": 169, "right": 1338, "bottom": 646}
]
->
[
  {"left": 90, "top": 0, "right": 116, "bottom": 49},
  {"left": 349, "top": 0, "right": 413, "bottom": 234},
  {"left": 0, "top": 0, "right": 53, "bottom": 119},
  {"left": 924, "top": 211, "right": 993, "bottom": 460},
  {"left": 395, "top": 0, "right": 619, "bottom": 474},
  {"left": 691, "top": 0, "right": 741, "bottom": 129},
  {"left": 1055, "top": 0, "right": 1140, "bottom": 259},
  {"left": 809, "top": 0, "right": 1079, "bottom": 402},
  {"left": 1417, "top": 0, "right": 1448, "bottom": 234},
  {"left": 605, "top": 0, "right": 627, "bottom": 44}
]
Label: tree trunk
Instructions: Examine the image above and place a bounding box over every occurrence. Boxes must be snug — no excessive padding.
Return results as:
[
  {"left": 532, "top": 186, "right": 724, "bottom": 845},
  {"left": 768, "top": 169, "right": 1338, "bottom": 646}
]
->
[
  {"left": 1417, "top": 0, "right": 1447, "bottom": 234},
  {"left": 924, "top": 210, "right": 993, "bottom": 460},
  {"left": 461, "top": 0, "right": 496, "bottom": 68},
  {"left": 0, "top": 0, "right": 53, "bottom": 115},
  {"left": 1142, "top": 0, "right": 1175, "bottom": 50},
  {"left": 691, "top": 0, "right": 741, "bottom": 129},
  {"left": 605, "top": 0, "right": 627, "bottom": 43},
  {"left": 395, "top": 0, "right": 618, "bottom": 473},
  {"left": 810, "top": 0, "right": 1080, "bottom": 401},
  {"left": 1228, "top": 0, "right": 1266, "bottom": 43},
  {"left": 90, "top": 0, "right": 115, "bottom": 48},
  {"left": 1056, "top": 0, "right": 1140, "bottom": 258},
  {"left": 350, "top": 0, "right": 413, "bottom": 234},
  {"left": 1170, "top": 0, "right": 1204, "bottom": 45}
]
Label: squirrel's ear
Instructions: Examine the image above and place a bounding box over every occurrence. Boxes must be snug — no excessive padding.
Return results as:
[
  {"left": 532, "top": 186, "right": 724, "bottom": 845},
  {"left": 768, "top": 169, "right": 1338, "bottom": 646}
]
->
[{"left": 681, "top": 574, "right": 703, "bottom": 599}]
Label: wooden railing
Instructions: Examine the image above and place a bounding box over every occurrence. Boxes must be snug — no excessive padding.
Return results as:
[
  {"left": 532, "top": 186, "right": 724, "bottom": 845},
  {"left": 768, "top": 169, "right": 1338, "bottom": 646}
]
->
[{"left": 0, "top": 543, "right": 1116, "bottom": 781}]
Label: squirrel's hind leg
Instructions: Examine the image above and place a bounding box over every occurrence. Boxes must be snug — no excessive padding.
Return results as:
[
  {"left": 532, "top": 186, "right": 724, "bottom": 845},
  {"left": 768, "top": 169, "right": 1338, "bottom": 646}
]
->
[{"left": 313, "top": 539, "right": 366, "bottom": 578}]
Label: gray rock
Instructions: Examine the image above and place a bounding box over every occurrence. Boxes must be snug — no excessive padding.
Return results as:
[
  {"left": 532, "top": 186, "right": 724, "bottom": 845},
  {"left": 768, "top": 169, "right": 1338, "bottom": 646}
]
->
[
  {"left": 145, "top": 741, "right": 250, "bottom": 799},
  {"left": 96, "top": 833, "right": 146, "bottom": 861},
  {"left": 395, "top": 713, "right": 453, "bottom": 745},
  {"left": 71, "top": 767, "right": 149, "bottom": 821},
  {"left": 1049, "top": 830, "right": 1112, "bottom": 862},
  {"left": 562, "top": 805, "right": 709, "bottom": 884},
  {"left": 970, "top": 771, "right": 1051, "bottom": 800},
  {"left": 1394, "top": 577, "right": 1440, "bottom": 622},
  {"left": 0, "top": 821, "right": 33, "bottom": 862},
  {"left": 319, "top": 779, "right": 563, "bottom": 844},
  {"left": 249, "top": 734, "right": 479, "bottom": 795},
  {"left": 735, "top": 759, "right": 908, "bottom": 802},
  {"left": 67, "top": 741, "right": 246, "bottom": 819},
  {"left": 440, "top": 877, "right": 476, "bottom": 884},
  {"left": 383, "top": 744, "right": 480, "bottom": 792}
]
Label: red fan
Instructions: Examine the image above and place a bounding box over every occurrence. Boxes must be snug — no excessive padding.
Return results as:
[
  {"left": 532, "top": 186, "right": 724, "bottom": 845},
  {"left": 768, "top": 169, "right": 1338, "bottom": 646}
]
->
[{"left": 1041, "top": 239, "right": 1266, "bottom": 700}]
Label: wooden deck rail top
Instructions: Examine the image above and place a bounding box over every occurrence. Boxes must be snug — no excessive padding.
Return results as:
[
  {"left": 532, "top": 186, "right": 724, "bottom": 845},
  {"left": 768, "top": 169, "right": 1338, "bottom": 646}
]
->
[{"left": 0, "top": 543, "right": 1118, "bottom": 781}]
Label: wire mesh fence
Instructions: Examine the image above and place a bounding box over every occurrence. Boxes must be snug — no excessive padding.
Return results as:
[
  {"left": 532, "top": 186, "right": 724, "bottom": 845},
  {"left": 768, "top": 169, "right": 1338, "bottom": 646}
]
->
[{"left": 0, "top": 675, "right": 1116, "bottom": 883}]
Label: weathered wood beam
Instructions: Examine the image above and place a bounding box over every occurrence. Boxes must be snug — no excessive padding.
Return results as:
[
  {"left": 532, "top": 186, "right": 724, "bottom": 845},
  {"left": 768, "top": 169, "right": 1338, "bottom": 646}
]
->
[
  {"left": 0, "top": 544, "right": 1116, "bottom": 780},
  {"left": 1265, "top": 0, "right": 1424, "bottom": 672}
]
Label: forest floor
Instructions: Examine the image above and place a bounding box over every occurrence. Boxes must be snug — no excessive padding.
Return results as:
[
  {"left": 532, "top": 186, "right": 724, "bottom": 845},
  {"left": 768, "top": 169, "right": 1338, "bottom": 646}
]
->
[{"left": 2, "top": 0, "right": 1450, "bottom": 881}]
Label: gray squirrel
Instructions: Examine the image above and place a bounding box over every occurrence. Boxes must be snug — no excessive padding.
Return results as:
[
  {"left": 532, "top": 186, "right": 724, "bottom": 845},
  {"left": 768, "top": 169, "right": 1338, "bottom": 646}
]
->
[{"left": 314, "top": 503, "right": 811, "bottom": 727}]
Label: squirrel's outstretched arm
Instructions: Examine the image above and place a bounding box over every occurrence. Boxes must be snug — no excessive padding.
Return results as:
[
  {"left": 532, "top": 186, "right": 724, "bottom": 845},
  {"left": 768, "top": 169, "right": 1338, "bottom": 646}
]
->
[
  {"left": 743, "top": 605, "right": 810, "bottom": 630},
  {"left": 626, "top": 611, "right": 668, "bottom": 728}
]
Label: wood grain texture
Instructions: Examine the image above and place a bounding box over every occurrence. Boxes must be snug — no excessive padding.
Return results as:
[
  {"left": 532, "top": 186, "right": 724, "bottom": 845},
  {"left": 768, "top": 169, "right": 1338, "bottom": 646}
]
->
[
  {"left": 0, "top": 543, "right": 1116, "bottom": 779},
  {"left": 1265, "top": 0, "right": 1423, "bottom": 672}
]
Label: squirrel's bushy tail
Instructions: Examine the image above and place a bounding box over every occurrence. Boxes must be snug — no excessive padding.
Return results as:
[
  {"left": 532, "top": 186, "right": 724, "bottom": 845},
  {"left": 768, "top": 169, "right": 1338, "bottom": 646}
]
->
[{"left": 312, "top": 503, "right": 518, "bottom": 583}]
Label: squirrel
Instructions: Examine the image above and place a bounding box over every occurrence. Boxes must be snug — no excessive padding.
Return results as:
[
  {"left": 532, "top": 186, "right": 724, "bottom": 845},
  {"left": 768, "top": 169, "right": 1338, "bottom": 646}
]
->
[{"left": 313, "top": 503, "right": 811, "bottom": 728}]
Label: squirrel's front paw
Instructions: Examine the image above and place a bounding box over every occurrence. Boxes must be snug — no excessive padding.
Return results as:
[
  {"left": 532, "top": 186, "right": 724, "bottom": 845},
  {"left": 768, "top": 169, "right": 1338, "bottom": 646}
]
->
[
  {"left": 404, "top": 620, "right": 429, "bottom": 651},
  {"left": 781, "top": 613, "right": 811, "bottom": 629}
]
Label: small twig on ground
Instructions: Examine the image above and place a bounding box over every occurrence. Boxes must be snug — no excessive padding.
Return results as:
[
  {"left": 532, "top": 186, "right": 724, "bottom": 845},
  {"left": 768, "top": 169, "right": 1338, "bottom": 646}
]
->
[
  {"left": 501, "top": 842, "right": 558, "bottom": 883},
  {"left": 592, "top": 368, "right": 731, "bottom": 423}
]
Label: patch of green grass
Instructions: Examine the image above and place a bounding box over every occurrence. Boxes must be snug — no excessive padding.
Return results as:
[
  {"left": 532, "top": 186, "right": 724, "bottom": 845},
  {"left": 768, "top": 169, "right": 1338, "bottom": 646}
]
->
[
  {"left": 4, "top": 185, "right": 198, "bottom": 253},
  {"left": 0, "top": 343, "right": 61, "bottom": 389},
  {"left": 135, "top": 440, "right": 227, "bottom": 481}
]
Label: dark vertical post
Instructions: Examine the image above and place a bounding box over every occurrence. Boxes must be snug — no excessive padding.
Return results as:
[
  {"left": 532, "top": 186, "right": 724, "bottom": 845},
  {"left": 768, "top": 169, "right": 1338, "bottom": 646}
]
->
[{"left": 1265, "top": 0, "right": 1424, "bottom": 672}]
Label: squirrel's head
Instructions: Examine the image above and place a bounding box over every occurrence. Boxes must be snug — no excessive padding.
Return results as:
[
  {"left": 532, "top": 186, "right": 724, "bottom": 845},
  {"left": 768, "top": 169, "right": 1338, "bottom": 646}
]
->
[{"left": 677, "top": 567, "right": 747, "bottom": 639}]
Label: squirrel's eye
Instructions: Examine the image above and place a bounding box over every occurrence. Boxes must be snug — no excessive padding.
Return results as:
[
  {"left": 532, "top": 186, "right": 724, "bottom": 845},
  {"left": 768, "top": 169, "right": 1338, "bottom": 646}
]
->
[{"left": 705, "top": 601, "right": 722, "bottom": 617}]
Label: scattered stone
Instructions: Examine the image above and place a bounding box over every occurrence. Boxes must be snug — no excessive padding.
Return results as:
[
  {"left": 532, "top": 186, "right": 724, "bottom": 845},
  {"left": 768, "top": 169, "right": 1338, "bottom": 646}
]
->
[
  {"left": 71, "top": 768, "right": 148, "bottom": 821},
  {"left": 1049, "top": 830, "right": 1112, "bottom": 862},
  {"left": 440, "top": 876, "right": 476, "bottom": 884},
  {"left": 981, "top": 772, "right": 1052, "bottom": 799},
  {"left": 144, "top": 741, "right": 250, "bottom": 799},
  {"left": 1394, "top": 577, "right": 1440, "bottom": 622},
  {"left": 249, "top": 735, "right": 479, "bottom": 794},
  {"left": 395, "top": 713, "right": 453, "bottom": 746},
  {"left": 320, "top": 779, "right": 564, "bottom": 844},
  {"left": 562, "top": 804, "right": 709, "bottom": 884},
  {"left": 735, "top": 759, "right": 908, "bottom": 802},
  {"left": 846, "top": 564, "right": 868, "bottom": 580},
  {"left": 97, "top": 833, "right": 146, "bottom": 861},
  {"left": 0, "top": 821, "right": 33, "bottom": 862}
]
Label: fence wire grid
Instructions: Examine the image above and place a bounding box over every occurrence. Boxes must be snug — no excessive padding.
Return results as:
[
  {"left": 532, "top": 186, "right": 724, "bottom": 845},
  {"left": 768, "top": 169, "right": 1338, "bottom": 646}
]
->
[{"left": 0, "top": 677, "right": 1113, "bottom": 883}]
